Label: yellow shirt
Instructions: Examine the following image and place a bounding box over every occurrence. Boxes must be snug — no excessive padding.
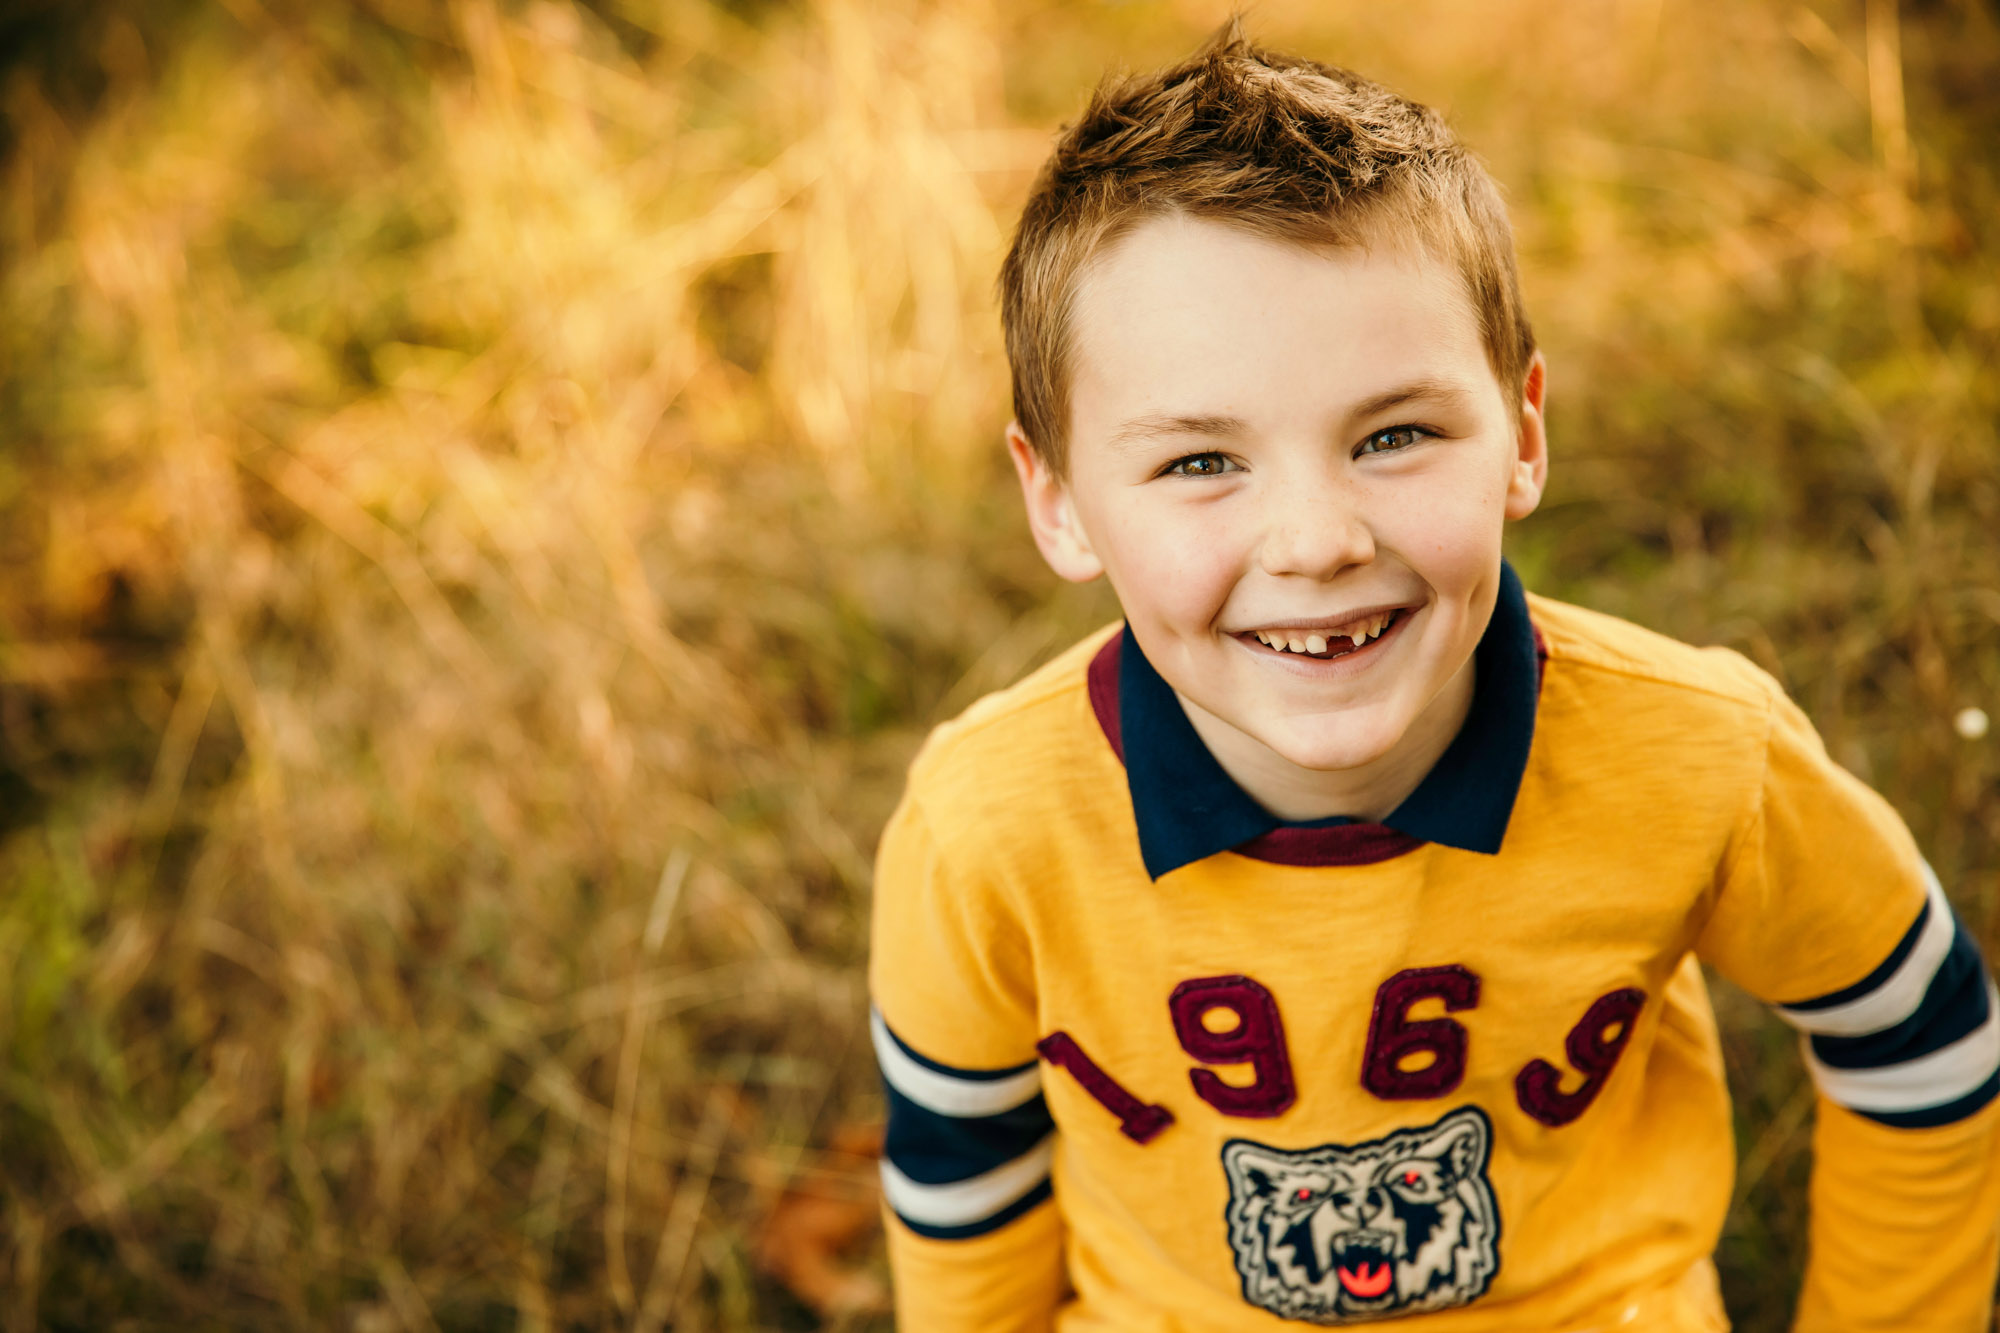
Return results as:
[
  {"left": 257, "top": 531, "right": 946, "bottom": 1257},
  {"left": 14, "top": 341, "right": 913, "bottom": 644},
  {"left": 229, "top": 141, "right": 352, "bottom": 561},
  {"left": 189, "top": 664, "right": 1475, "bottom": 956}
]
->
[{"left": 869, "top": 570, "right": 2000, "bottom": 1330}]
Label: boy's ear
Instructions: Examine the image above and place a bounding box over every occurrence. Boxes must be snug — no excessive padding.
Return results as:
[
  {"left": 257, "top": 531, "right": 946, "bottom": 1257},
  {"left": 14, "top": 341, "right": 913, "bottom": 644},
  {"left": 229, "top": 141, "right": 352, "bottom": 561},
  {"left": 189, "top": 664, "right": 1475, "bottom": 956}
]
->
[
  {"left": 1504, "top": 351, "right": 1550, "bottom": 521},
  {"left": 1006, "top": 421, "right": 1104, "bottom": 583}
]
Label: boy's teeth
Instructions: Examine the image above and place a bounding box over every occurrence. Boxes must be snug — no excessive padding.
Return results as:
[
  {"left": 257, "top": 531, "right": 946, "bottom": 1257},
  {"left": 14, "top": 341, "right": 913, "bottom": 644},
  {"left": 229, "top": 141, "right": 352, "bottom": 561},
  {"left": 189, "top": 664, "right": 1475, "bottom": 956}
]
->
[{"left": 1253, "top": 610, "right": 1397, "bottom": 655}]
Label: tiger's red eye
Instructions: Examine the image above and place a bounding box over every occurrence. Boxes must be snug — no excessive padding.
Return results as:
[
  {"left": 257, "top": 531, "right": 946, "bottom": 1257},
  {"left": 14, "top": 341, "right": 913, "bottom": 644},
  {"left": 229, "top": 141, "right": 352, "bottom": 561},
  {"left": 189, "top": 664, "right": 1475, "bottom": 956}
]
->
[
  {"left": 1293, "top": 1187, "right": 1312, "bottom": 1203},
  {"left": 1402, "top": 1170, "right": 1421, "bottom": 1185}
]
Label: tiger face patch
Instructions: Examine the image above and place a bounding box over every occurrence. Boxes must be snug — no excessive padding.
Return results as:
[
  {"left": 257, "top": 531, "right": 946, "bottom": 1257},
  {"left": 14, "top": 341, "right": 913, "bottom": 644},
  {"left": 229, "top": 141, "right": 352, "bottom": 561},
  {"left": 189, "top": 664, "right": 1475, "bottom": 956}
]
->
[{"left": 1220, "top": 1106, "right": 1501, "bottom": 1324}]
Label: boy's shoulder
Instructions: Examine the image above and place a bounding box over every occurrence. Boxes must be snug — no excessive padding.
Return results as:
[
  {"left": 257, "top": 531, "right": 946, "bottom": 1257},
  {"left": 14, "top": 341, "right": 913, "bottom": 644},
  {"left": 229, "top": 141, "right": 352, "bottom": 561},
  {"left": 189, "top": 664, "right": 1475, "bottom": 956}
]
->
[
  {"left": 1527, "top": 590, "right": 1784, "bottom": 721},
  {"left": 1519, "top": 595, "right": 1804, "bottom": 856}
]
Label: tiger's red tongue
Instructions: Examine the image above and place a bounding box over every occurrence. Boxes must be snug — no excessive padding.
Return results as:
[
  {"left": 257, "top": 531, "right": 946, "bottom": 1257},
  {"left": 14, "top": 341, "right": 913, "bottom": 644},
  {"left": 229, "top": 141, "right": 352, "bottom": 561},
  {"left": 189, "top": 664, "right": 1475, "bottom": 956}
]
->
[{"left": 1337, "top": 1262, "right": 1393, "bottom": 1298}]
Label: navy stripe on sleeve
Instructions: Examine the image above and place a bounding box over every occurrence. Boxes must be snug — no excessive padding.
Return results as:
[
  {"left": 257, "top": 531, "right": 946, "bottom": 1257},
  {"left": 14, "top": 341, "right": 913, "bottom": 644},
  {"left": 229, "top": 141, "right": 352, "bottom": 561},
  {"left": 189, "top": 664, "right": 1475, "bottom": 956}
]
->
[
  {"left": 884, "top": 1082, "right": 1055, "bottom": 1186},
  {"left": 1808, "top": 924, "right": 1989, "bottom": 1072}
]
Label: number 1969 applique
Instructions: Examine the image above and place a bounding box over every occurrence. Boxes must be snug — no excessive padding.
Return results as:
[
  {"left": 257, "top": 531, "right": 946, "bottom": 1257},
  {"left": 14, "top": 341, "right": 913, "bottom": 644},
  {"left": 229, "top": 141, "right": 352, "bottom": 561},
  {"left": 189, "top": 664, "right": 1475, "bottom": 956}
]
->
[{"left": 1037, "top": 968, "right": 1647, "bottom": 1139}]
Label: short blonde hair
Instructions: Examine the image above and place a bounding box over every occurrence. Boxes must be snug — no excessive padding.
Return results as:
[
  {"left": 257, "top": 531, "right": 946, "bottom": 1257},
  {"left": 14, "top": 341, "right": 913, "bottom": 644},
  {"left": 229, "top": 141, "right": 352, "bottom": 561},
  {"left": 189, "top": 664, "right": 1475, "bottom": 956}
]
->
[{"left": 999, "top": 24, "right": 1536, "bottom": 474}]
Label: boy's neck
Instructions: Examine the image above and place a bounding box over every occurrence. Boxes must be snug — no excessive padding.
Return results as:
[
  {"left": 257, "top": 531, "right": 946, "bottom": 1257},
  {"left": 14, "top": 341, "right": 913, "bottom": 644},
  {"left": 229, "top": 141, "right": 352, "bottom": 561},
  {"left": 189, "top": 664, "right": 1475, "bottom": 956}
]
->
[{"left": 1175, "top": 657, "right": 1479, "bottom": 824}]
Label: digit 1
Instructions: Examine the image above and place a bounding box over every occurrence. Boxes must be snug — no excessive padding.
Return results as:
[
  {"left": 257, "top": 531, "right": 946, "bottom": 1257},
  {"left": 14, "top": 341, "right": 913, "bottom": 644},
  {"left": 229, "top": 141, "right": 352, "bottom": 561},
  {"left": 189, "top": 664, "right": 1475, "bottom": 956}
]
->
[
  {"left": 1168, "top": 974, "right": 1297, "bottom": 1118},
  {"left": 1361, "top": 965, "right": 1481, "bottom": 1100},
  {"left": 1515, "top": 987, "right": 1647, "bottom": 1127},
  {"left": 1036, "top": 1031, "right": 1175, "bottom": 1144}
]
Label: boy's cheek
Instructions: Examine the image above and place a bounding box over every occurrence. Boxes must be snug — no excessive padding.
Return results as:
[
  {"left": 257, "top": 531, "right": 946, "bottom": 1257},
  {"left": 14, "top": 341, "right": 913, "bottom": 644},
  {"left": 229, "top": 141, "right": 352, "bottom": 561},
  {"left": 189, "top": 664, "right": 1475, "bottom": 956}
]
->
[
  {"left": 1379, "top": 493, "right": 1508, "bottom": 584},
  {"left": 1097, "top": 514, "right": 1245, "bottom": 629}
]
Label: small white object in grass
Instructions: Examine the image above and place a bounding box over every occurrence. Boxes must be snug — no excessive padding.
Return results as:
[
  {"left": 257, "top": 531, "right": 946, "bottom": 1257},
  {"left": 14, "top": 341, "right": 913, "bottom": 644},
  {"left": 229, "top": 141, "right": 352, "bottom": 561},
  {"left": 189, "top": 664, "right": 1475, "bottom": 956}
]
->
[{"left": 1955, "top": 707, "right": 1990, "bottom": 741}]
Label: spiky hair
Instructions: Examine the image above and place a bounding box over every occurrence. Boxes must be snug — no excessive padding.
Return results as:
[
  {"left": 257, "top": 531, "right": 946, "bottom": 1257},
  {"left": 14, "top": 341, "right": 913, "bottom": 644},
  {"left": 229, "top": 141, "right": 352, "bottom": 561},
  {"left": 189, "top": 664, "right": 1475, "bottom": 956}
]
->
[{"left": 999, "top": 23, "right": 1535, "bottom": 472}]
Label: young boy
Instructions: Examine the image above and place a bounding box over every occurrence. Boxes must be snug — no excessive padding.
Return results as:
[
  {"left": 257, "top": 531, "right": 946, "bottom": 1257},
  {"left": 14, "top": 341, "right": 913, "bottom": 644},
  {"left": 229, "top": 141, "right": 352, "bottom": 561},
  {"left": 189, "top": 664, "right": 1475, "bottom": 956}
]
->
[{"left": 868, "top": 29, "right": 2000, "bottom": 1331}]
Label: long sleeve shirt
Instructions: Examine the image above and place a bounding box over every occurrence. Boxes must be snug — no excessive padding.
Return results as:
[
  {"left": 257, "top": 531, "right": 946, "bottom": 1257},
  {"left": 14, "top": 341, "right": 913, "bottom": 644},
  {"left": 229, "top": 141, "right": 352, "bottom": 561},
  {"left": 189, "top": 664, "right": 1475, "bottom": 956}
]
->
[{"left": 869, "top": 567, "right": 2000, "bottom": 1330}]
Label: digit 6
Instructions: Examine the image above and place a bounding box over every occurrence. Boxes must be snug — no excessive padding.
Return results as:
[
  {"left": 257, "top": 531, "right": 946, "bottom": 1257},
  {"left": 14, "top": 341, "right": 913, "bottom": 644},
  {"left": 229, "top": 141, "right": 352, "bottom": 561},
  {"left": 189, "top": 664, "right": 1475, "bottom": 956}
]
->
[
  {"left": 1168, "top": 975, "right": 1297, "bottom": 1118},
  {"left": 1361, "top": 965, "right": 1481, "bottom": 1100}
]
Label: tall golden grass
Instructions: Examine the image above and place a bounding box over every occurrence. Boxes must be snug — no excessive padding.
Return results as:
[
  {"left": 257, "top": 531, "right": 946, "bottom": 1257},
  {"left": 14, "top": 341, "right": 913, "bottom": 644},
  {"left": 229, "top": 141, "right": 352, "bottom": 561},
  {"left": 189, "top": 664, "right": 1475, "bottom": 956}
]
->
[{"left": 0, "top": 1, "right": 1995, "bottom": 1328}]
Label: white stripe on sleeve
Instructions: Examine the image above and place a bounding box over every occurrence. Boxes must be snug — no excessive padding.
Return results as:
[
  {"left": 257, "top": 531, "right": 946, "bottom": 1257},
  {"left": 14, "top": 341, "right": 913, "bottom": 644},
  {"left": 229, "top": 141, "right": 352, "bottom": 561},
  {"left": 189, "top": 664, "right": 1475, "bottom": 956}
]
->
[
  {"left": 871, "top": 1008, "right": 1044, "bottom": 1118},
  {"left": 880, "top": 1133, "right": 1056, "bottom": 1229},
  {"left": 1802, "top": 982, "right": 2000, "bottom": 1114}
]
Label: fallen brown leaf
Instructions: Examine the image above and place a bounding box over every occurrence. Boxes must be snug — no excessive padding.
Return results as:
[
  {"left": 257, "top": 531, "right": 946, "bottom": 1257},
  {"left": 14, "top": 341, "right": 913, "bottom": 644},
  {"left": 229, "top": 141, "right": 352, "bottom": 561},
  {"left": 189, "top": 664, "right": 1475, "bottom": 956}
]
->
[{"left": 753, "top": 1122, "right": 888, "bottom": 1316}]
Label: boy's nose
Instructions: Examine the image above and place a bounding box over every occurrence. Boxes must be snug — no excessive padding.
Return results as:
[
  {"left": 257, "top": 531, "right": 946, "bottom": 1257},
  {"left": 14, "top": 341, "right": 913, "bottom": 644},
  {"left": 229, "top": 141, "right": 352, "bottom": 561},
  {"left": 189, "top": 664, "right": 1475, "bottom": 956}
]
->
[{"left": 1255, "top": 480, "right": 1375, "bottom": 580}]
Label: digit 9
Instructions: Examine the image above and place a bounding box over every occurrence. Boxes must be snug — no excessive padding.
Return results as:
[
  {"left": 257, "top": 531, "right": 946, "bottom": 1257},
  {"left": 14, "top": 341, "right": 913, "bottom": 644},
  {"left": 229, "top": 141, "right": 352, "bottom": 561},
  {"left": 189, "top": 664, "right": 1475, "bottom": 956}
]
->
[
  {"left": 1514, "top": 987, "right": 1647, "bottom": 1127},
  {"left": 1168, "top": 974, "right": 1297, "bottom": 1118}
]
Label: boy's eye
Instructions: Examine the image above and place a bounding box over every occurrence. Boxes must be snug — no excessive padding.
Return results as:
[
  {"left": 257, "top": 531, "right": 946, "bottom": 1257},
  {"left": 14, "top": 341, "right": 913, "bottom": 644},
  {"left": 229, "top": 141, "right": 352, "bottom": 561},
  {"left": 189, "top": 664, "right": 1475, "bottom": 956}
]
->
[
  {"left": 1356, "top": 426, "right": 1430, "bottom": 457},
  {"left": 1164, "top": 452, "right": 1239, "bottom": 477}
]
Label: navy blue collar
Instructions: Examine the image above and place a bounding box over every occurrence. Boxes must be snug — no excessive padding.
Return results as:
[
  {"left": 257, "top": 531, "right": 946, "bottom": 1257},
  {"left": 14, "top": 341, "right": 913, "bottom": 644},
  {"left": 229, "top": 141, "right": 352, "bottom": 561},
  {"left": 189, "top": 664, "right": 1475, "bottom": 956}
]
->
[{"left": 1092, "top": 561, "right": 1541, "bottom": 880}]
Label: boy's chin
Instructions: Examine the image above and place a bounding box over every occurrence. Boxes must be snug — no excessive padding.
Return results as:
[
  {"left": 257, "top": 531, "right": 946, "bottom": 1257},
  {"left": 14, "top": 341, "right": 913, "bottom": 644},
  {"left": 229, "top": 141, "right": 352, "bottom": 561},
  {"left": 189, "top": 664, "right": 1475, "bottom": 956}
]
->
[{"left": 1248, "top": 715, "right": 1409, "bottom": 775}]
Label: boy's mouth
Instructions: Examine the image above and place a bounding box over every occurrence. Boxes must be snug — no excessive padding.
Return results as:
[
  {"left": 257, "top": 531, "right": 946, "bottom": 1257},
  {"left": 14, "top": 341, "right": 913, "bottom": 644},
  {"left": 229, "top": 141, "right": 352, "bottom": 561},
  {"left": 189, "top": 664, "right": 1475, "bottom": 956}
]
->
[{"left": 1238, "top": 607, "right": 1409, "bottom": 662}]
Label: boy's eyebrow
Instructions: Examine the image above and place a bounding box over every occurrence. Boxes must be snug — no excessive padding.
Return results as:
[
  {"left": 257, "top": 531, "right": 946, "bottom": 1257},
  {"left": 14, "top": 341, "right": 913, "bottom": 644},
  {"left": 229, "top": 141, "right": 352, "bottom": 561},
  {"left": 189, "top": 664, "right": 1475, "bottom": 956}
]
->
[
  {"left": 1105, "top": 413, "right": 1247, "bottom": 452},
  {"left": 1348, "top": 379, "right": 1478, "bottom": 419},
  {"left": 1104, "top": 382, "right": 1480, "bottom": 453}
]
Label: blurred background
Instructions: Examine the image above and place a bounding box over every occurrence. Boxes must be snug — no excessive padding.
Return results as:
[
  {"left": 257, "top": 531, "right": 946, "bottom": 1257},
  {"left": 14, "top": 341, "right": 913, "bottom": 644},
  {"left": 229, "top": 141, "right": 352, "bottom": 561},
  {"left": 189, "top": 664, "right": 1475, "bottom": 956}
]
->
[{"left": 1, "top": 0, "right": 1996, "bottom": 1327}]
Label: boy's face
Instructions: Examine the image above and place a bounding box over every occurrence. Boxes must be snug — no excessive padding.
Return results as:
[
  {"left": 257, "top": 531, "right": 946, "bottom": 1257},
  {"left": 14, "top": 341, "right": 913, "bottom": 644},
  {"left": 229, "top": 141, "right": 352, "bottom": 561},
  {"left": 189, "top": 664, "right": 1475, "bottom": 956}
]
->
[{"left": 1010, "top": 215, "right": 1546, "bottom": 783}]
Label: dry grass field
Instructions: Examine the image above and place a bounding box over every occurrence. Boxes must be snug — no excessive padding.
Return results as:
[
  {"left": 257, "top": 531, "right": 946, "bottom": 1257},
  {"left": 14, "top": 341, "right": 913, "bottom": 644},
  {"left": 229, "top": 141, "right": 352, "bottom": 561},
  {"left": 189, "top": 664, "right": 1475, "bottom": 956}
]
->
[{"left": 1, "top": 0, "right": 1997, "bottom": 1328}]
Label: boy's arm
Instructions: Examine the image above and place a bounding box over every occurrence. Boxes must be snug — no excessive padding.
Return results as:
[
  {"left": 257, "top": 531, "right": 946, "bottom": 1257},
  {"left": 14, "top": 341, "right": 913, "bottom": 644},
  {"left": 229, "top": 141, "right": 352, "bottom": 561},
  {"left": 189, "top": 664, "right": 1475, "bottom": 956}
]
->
[
  {"left": 882, "top": 1195, "right": 1068, "bottom": 1332},
  {"left": 1697, "top": 681, "right": 2000, "bottom": 1331},
  {"left": 1795, "top": 1097, "right": 2000, "bottom": 1330},
  {"left": 1768, "top": 860, "right": 2000, "bottom": 1330},
  {"left": 869, "top": 791, "right": 1067, "bottom": 1331}
]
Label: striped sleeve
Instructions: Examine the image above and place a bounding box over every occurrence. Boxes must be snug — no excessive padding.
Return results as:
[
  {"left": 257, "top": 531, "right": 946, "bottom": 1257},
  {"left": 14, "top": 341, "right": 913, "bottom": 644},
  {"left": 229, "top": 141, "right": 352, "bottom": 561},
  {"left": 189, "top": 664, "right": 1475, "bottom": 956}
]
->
[
  {"left": 869, "top": 789, "right": 1067, "bottom": 1328},
  {"left": 1698, "top": 682, "right": 2000, "bottom": 1326},
  {"left": 1695, "top": 681, "right": 2000, "bottom": 1130},
  {"left": 1777, "top": 862, "right": 2000, "bottom": 1128},
  {"left": 874, "top": 1009, "right": 1057, "bottom": 1238}
]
